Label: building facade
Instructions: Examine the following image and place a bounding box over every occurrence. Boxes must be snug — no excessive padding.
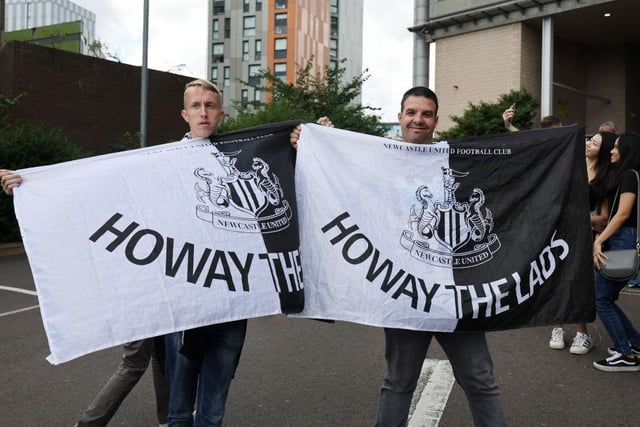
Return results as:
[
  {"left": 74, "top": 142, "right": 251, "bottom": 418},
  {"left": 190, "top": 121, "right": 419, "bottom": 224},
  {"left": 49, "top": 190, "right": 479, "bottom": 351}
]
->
[
  {"left": 4, "top": 0, "right": 96, "bottom": 55},
  {"left": 4, "top": 20, "right": 87, "bottom": 54},
  {"left": 411, "top": 0, "right": 640, "bottom": 134},
  {"left": 206, "top": 0, "right": 363, "bottom": 115}
]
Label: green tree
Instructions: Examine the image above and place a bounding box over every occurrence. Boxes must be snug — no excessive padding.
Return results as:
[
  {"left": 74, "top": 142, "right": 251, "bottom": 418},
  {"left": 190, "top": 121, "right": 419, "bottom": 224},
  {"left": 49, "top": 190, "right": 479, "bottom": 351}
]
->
[
  {"left": 219, "top": 58, "right": 388, "bottom": 136},
  {"left": 437, "top": 89, "right": 538, "bottom": 141},
  {"left": 0, "top": 95, "right": 89, "bottom": 243}
]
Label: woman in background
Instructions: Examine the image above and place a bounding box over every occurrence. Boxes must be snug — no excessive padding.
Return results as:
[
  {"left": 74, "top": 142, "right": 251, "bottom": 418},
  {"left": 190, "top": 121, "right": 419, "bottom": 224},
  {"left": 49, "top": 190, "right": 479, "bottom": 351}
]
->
[{"left": 592, "top": 132, "right": 640, "bottom": 371}]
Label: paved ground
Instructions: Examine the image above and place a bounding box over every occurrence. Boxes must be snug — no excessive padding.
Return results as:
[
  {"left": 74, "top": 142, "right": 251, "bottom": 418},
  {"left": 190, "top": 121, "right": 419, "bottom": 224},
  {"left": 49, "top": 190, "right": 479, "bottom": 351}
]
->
[{"left": 2, "top": 245, "right": 640, "bottom": 426}]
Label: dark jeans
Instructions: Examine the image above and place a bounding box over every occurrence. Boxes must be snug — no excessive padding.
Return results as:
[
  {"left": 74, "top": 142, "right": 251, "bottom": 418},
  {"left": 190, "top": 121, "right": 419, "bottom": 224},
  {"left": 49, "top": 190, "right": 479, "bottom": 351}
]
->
[
  {"left": 595, "top": 227, "right": 640, "bottom": 355},
  {"left": 375, "top": 328, "right": 506, "bottom": 427},
  {"left": 164, "top": 320, "right": 247, "bottom": 427}
]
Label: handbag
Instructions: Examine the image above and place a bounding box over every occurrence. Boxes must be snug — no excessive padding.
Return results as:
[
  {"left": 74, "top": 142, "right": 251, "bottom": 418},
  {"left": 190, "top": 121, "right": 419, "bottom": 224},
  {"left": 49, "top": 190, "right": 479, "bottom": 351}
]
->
[{"left": 600, "top": 169, "right": 640, "bottom": 281}]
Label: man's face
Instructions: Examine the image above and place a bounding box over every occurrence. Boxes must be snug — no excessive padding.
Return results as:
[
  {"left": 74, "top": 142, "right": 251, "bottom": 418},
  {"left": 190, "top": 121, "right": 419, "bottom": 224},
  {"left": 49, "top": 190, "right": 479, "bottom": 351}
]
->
[
  {"left": 181, "top": 87, "right": 225, "bottom": 138},
  {"left": 397, "top": 95, "right": 439, "bottom": 144}
]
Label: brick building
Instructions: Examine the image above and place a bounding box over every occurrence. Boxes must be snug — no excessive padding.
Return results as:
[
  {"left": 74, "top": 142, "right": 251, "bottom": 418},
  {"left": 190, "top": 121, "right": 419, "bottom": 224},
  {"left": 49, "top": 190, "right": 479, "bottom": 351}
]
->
[
  {"left": 0, "top": 41, "right": 194, "bottom": 154},
  {"left": 411, "top": 0, "right": 640, "bottom": 134}
]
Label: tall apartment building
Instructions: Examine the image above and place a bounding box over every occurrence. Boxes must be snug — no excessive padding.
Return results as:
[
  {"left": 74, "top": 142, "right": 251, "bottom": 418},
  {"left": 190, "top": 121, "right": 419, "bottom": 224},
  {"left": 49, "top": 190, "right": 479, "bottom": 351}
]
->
[
  {"left": 4, "top": 0, "right": 95, "bottom": 55},
  {"left": 206, "top": 0, "right": 363, "bottom": 115},
  {"left": 411, "top": 0, "right": 639, "bottom": 134}
]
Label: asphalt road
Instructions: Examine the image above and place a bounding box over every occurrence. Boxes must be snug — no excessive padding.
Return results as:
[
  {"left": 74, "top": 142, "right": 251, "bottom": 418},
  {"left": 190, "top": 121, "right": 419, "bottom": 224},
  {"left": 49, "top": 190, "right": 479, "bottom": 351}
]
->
[{"left": 2, "top": 249, "right": 640, "bottom": 426}]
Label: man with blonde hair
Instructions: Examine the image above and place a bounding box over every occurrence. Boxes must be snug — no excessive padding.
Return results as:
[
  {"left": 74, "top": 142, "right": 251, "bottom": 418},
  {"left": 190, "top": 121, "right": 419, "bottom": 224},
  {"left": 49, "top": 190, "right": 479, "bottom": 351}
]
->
[
  {"left": 163, "top": 79, "right": 251, "bottom": 427},
  {"left": 180, "top": 79, "right": 226, "bottom": 140}
]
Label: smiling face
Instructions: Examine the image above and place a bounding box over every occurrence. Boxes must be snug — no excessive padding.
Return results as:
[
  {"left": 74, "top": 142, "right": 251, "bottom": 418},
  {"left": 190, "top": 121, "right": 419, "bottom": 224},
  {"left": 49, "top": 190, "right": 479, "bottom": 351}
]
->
[
  {"left": 398, "top": 95, "right": 439, "bottom": 145},
  {"left": 181, "top": 86, "right": 225, "bottom": 138},
  {"left": 611, "top": 138, "right": 621, "bottom": 164},
  {"left": 585, "top": 134, "right": 602, "bottom": 159}
]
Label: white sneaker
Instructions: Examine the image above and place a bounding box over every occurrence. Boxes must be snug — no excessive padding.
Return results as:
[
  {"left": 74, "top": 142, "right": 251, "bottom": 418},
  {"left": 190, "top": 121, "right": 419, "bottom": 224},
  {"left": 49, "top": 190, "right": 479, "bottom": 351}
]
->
[
  {"left": 569, "top": 332, "right": 593, "bottom": 355},
  {"left": 549, "top": 327, "right": 565, "bottom": 349}
]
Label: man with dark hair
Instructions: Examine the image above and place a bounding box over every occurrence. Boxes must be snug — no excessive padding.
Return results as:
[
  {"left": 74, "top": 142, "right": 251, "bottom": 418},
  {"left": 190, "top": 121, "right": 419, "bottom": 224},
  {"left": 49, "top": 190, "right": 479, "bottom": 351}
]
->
[{"left": 375, "top": 87, "right": 507, "bottom": 427}]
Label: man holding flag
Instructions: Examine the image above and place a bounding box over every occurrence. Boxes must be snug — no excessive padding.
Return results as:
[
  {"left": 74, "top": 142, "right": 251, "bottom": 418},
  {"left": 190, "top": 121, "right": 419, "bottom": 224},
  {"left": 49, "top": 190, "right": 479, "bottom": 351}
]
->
[{"left": 373, "top": 87, "right": 507, "bottom": 427}]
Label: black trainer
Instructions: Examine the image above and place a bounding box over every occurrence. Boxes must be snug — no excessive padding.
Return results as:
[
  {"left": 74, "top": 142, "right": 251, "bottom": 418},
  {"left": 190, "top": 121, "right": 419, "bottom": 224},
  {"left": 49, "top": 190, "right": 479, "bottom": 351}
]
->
[
  {"left": 607, "top": 344, "right": 640, "bottom": 356},
  {"left": 593, "top": 352, "right": 640, "bottom": 372}
]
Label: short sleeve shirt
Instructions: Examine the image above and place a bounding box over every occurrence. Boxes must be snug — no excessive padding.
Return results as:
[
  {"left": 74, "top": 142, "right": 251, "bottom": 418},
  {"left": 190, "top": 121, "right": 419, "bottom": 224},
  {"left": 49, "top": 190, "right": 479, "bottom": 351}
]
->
[{"left": 609, "top": 169, "right": 639, "bottom": 228}]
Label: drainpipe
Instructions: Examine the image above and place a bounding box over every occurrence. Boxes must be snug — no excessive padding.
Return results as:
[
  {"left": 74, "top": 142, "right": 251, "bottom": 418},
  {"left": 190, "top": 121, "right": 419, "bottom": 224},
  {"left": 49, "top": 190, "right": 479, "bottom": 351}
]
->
[{"left": 540, "top": 16, "right": 553, "bottom": 118}]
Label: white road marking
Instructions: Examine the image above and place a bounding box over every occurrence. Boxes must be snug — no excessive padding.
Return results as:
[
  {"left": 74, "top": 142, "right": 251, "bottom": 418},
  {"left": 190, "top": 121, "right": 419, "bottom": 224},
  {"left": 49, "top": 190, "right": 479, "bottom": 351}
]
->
[
  {"left": 408, "top": 359, "right": 455, "bottom": 427},
  {"left": 0, "top": 285, "right": 37, "bottom": 296},
  {"left": 0, "top": 305, "right": 40, "bottom": 318},
  {"left": 0, "top": 285, "right": 39, "bottom": 317}
]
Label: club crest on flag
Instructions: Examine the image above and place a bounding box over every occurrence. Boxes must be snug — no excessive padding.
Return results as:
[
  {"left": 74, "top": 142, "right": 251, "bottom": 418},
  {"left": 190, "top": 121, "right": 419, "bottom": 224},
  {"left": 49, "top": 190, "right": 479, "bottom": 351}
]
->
[
  {"left": 401, "top": 167, "right": 501, "bottom": 268},
  {"left": 193, "top": 150, "right": 292, "bottom": 233}
]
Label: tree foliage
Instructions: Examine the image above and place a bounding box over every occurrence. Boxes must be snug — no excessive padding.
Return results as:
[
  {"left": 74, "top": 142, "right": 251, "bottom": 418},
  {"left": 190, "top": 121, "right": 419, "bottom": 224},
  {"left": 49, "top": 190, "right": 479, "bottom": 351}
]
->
[
  {"left": 0, "top": 95, "right": 90, "bottom": 243},
  {"left": 219, "top": 58, "right": 388, "bottom": 136},
  {"left": 437, "top": 89, "right": 538, "bottom": 141}
]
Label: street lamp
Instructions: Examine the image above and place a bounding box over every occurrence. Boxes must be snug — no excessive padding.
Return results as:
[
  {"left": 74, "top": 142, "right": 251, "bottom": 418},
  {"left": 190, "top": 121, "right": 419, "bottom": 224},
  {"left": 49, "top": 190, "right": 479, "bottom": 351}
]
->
[{"left": 140, "top": 0, "right": 149, "bottom": 148}]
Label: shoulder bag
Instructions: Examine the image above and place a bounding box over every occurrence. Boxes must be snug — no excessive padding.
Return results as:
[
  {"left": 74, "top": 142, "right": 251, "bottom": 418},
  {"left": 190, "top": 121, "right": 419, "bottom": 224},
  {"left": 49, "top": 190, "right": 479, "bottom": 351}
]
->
[{"left": 600, "top": 169, "right": 640, "bottom": 281}]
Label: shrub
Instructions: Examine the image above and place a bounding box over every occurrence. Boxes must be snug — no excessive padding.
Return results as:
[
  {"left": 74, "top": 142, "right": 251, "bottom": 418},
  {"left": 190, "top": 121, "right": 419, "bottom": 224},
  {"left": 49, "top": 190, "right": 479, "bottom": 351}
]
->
[
  {"left": 437, "top": 89, "right": 538, "bottom": 141},
  {"left": 0, "top": 98, "right": 90, "bottom": 242}
]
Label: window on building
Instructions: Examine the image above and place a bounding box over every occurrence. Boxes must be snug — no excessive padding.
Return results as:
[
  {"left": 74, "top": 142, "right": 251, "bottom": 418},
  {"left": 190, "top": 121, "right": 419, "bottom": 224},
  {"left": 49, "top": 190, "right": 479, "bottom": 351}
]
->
[
  {"left": 330, "top": 38, "right": 338, "bottom": 58},
  {"left": 242, "top": 41, "right": 250, "bottom": 61},
  {"left": 242, "top": 89, "right": 249, "bottom": 102},
  {"left": 224, "top": 66, "right": 231, "bottom": 87},
  {"left": 275, "top": 13, "right": 287, "bottom": 34},
  {"left": 331, "top": 16, "right": 338, "bottom": 37},
  {"left": 243, "top": 16, "right": 256, "bottom": 37},
  {"left": 212, "top": 19, "right": 219, "bottom": 39},
  {"left": 330, "top": 59, "right": 338, "bottom": 69},
  {"left": 331, "top": 0, "right": 338, "bottom": 14},
  {"left": 254, "top": 88, "right": 262, "bottom": 102},
  {"left": 255, "top": 39, "right": 262, "bottom": 60},
  {"left": 214, "top": 0, "right": 225, "bottom": 15},
  {"left": 274, "top": 63, "right": 287, "bottom": 81},
  {"left": 256, "top": 0, "right": 262, "bottom": 12},
  {"left": 275, "top": 0, "right": 287, "bottom": 9},
  {"left": 224, "top": 18, "right": 231, "bottom": 38},
  {"left": 243, "top": 0, "right": 250, "bottom": 13},
  {"left": 212, "top": 43, "right": 224, "bottom": 63},
  {"left": 248, "top": 65, "right": 261, "bottom": 85},
  {"left": 211, "top": 67, "right": 219, "bottom": 83},
  {"left": 274, "top": 38, "right": 287, "bottom": 59}
]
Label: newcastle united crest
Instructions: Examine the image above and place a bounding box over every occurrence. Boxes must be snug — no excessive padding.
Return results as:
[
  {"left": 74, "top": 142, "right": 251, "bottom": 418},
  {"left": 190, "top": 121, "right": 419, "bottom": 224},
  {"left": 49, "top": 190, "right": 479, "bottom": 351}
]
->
[
  {"left": 400, "top": 167, "right": 501, "bottom": 268},
  {"left": 193, "top": 150, "right": 291, "bottom": 233}
]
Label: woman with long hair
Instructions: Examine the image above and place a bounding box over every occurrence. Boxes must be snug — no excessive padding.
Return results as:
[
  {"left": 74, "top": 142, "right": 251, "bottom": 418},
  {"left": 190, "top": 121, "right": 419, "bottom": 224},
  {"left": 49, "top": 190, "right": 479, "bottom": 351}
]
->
[
  {"left": 587, "top": 131, "right": 618, "bottom": 229},
  {"left": 551, "top": 131, "right": 617, "bottom": 355},
  {"left": 592, "top": 132, "right": 640, "bottom": 371}
]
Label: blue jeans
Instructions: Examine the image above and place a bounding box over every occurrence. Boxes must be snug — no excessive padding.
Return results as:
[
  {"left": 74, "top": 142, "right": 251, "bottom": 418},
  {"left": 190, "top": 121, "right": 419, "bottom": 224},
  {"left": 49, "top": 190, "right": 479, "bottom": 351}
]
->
[
  {"left": 375, "top": 328, "right": 506, "bottom": 427},
  {"left": 164, "top": 320, "right": 247, "bottom": 427},
  {"left": 595, "top": 227, "right": 640, "bottom": 355}
]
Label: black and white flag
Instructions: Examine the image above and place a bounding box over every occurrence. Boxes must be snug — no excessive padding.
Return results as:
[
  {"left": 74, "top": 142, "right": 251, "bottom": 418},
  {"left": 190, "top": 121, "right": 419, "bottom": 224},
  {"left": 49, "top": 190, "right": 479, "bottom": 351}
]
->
[
  {"left": 14, "top": 121, "right": 302, "bottom": 363},
  {"left": 13, "top": 120, "right": 595, "bottom": 362},
  {"left": 294, "top": 123, "right": 594, "bottom": 332}
]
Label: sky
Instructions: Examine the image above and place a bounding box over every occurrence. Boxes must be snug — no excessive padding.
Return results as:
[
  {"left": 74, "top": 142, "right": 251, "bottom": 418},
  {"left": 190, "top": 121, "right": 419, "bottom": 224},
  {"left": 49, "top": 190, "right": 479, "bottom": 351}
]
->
[{"left": 70, "top": 0, "right": 415, "bottom": 122}]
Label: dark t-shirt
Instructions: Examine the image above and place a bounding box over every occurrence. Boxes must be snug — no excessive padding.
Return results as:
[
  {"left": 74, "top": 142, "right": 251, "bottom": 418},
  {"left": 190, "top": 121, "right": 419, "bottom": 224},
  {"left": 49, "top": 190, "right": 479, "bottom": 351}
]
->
[{"left": 608, "top": 169, "right": 639, "bottom": 228}]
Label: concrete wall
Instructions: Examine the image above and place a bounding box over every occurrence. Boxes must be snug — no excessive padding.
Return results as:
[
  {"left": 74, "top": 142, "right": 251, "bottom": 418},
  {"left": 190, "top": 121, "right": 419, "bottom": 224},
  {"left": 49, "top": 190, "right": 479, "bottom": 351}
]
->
[{"left": 0, "top": 41, "right": 194, "bottom": 154}]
